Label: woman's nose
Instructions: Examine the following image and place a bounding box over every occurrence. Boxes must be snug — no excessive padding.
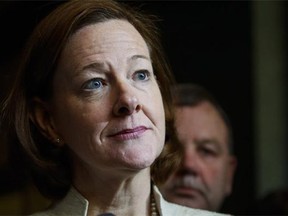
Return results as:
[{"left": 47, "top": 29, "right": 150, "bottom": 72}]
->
[{"left": 113, "top": 84, "right": 142, "bottom": 116}]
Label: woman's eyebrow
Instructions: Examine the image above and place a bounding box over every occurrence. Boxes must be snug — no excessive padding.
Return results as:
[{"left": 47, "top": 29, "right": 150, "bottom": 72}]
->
[
  {"left": 81, "top": 55, "right": 149, "bottom": 72},
  {"left": 82, "top": 62, "right": 106, "bottom": 71},
  {"left": 72, "top": 62, "right": 106, "bottom": 78},
  {"left": 73, "top": 55, "right": 151, "bottom": 78},
  {"left": 131, "top": 54, "right": 150, "bottom": 61}
]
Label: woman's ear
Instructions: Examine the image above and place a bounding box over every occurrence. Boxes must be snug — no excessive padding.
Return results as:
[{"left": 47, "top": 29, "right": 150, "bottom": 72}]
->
[{"left": 29, "top": 98, "right": 63, "bottom": 146}]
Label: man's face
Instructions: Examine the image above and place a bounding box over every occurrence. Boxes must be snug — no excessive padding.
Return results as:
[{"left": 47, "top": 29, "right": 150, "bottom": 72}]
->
[{"left": 160, "top": 101, "right": 236, "bottom": 211}]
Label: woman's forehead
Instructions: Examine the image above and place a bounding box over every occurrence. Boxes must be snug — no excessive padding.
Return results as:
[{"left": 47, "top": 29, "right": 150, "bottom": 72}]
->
[{"left": 55, "top": 20, "right": 151, "bottom": 78}]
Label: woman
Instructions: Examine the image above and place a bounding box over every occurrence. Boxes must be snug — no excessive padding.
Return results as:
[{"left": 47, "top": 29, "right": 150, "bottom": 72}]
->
[{"left": 1, "top": 0, "right": 228, "bottom": 215}]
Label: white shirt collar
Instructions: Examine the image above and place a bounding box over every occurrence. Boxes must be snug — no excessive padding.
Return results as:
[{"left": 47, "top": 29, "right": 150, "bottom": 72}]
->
[{"left": 41, "top": 185, "right": 228, "bottom": 216}]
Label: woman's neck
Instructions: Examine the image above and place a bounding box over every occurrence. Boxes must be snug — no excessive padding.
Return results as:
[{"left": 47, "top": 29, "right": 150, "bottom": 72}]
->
[{"left": 72, "top": 165, "right": 152, "bottom": 216}]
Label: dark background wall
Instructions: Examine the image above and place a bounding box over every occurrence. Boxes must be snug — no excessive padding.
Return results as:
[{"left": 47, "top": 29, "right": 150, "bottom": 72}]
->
[{"left": 2, "top": 1, "right": 284, "bottom": 215}]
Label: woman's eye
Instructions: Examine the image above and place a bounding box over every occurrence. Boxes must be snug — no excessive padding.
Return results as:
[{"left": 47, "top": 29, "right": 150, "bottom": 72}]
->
[
  {"left": 133, "top": 70, "right": 150, "bottom": 81},
  {"left": 82, "top": 78, "right": 104, "bottom": 90}
]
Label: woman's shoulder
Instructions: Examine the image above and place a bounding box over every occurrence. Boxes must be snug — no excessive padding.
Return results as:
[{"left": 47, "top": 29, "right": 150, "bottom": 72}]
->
[
  {"left": 30, "top": 187, "right": 88, "bottom": 216},
  {"left": 154, "top": 185, "right": 229, "bottom": 216}
]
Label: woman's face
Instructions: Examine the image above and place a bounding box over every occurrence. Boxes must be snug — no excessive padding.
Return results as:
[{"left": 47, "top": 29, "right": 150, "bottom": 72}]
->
[{"left": 48, "top": 20, "right": 165, "bottom": 175}]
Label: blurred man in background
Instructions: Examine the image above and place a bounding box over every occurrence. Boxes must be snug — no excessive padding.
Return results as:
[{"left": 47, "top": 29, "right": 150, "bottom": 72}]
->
[{"left": 160, "top": 83, "right": 237, "bottom": 212}]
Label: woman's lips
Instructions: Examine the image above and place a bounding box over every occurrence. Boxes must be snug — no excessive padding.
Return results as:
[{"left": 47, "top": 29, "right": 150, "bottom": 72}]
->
[{"left": 108, "top": 126, "right": 148, "bottom": 141}]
